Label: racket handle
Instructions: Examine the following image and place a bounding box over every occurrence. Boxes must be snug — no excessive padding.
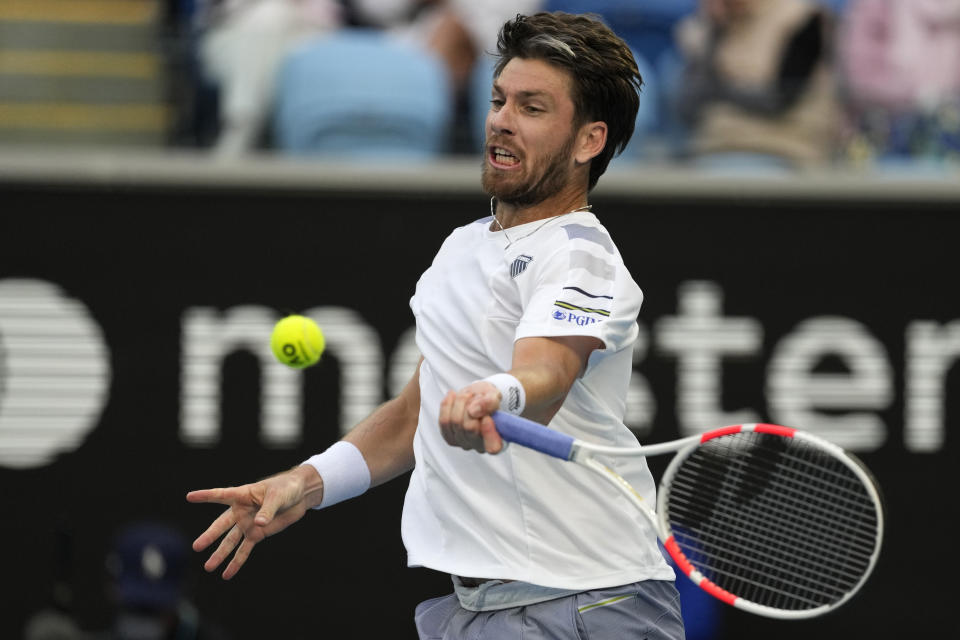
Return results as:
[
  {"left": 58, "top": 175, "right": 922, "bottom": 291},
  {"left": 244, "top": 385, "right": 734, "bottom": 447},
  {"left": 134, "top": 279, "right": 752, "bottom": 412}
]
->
[{"left": 492, "top": 412, "right": 575, "bottom": 460}]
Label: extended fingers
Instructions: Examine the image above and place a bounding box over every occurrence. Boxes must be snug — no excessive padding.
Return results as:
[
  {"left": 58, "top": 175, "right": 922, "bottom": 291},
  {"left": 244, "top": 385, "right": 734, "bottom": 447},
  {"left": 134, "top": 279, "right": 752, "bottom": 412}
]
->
[
  {"left": 192, "top": 506, "right": 237, "bottom": 552},
  {"left": 204, "top": 523, "right": 244, "bottom": 573},
  {"left": 186, "top": 487, "right": 233, "bottom": 505},
  {"left": 222, "top": 535, "right": 256, "bottom": 581}
]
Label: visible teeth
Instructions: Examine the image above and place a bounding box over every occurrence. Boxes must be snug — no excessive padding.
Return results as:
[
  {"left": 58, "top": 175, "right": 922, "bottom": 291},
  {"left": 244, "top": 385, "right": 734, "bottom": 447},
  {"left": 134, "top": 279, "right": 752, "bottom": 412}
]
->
[{"left": 493, "top": 148, "right": 518, "bottom": 165}]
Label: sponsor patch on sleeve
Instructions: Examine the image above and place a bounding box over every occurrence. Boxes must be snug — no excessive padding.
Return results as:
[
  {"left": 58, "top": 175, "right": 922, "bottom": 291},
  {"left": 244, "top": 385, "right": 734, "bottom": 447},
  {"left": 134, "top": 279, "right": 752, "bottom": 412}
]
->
[{"left": 551, "top": 300, "right": 610, "bottom": 325}]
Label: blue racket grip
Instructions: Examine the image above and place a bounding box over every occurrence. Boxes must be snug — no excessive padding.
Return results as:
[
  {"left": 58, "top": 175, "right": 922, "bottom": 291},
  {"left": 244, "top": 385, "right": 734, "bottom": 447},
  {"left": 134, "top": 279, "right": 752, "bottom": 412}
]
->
[{"left": 492, "top": 411, "right": 575, "bottom": 460}]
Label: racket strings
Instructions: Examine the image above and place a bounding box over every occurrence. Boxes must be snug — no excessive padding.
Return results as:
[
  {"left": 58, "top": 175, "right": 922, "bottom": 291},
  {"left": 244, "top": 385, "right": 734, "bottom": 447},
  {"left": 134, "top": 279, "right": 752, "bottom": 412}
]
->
[
  {"left": 673, "top": 447, "right": 874, "bottom": 608},
  {"left": 671, "top": 494, "right": 858, "bottom": 608},
  {"left": 674, "top": 451, "right": 877, "bottom": 563},
  {"left": 670, "top": 487, "right": 856, "bottom": 608},
  {"left": 669, "top": 473, "right": 871, "bottom": 608},
  {"left": 671, "top": 440, "right": 877, "bottom": 608},
  {"left": 670, "top": 484, "right": 871, "bottom": 577},
  {"left": 664, "top": 431, "right": 880, "bottom": 612}
]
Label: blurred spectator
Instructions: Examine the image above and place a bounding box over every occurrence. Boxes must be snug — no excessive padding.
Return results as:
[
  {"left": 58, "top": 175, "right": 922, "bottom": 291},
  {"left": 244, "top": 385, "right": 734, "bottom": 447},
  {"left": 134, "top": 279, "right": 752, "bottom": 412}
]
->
[
  {"left": 536, "top": 1, "right": 699, "bottom": 159},
  {"left": 673, "top": 0, "right": 840, "bottom": 170},
  {"left": 268, "top": 1, "right": 542, "bottom": 156},
  {"left": 351, "top": 0, "right": 544, "bottom": 91},
  {"left": 356, "top": 0, "right": 545, "bottom": 151},
  {"left": 838, "top": 0, "right": 960, "bottom": 167},
  {"left": 191, "top": 1, "right": 541, "bottom": 156},
  {"left": 93, "top": 521, "right": 230, "bottom": 640},
  {"left": 194, "top": 0, "right": 342, "bottom": 156}
]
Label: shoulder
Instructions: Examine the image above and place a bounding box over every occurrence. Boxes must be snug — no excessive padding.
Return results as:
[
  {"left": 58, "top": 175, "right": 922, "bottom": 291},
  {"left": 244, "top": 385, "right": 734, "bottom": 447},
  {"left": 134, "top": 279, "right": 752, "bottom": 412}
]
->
[
  {"left": 449, "top": 216, "right": 492, "bottom": 235},
  {"left": 437, "top": 216, "right": 491, "bottom": 247},
  {"left": 559, "top": 214, "right": 618, "bottom": 254},
  {"left": 531, "top": 213, "right": 639, "bottom": 296},
  {"left": 536, "top": 212, "right": 622, "bottom": 261}
]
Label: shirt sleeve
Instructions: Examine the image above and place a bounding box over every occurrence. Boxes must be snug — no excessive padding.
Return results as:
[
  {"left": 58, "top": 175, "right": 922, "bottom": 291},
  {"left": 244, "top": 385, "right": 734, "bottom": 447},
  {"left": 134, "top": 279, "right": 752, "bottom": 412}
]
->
[{"left": 513, "top": 222, "right": 642, "bottom": 354}]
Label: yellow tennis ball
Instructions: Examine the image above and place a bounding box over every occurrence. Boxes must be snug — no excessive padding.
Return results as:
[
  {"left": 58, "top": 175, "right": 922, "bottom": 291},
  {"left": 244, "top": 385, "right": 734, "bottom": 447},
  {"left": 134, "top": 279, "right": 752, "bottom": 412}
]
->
[{"left": 270, "top": 315, "right": 324, "bottom": 369}]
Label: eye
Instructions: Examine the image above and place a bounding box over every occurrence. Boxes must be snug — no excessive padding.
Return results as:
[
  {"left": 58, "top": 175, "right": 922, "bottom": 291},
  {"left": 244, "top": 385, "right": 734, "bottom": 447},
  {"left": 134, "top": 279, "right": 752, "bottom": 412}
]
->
[
  {"left": 524, "top": 105, "right": 543, "bottom": 114},
  {"left": 490, "top": 98, "right": 505, "bottom": 110}
]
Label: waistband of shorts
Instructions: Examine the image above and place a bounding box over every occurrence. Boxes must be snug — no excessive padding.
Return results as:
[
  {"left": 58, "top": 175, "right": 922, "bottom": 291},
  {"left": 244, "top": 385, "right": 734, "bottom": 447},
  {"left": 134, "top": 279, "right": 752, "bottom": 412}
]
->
[
  {"left": 454, "top": 576, "right": 513, "bottom": 588},
  {"left": 451, "top": 575, "right": 581, "bottom": 612}
]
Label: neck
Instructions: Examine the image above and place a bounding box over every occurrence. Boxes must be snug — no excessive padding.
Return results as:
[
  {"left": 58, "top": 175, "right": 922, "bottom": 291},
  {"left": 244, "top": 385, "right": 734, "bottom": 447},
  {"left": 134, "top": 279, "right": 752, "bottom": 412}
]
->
[{"left": 492, "top": 189, "right": 591, "bottom": 230}]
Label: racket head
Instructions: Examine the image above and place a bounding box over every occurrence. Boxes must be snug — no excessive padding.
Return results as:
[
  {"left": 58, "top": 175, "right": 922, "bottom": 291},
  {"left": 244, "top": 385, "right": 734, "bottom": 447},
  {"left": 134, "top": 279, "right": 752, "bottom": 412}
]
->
[{"left": 658, "top": 424, "right": 884, "bottom": 619}]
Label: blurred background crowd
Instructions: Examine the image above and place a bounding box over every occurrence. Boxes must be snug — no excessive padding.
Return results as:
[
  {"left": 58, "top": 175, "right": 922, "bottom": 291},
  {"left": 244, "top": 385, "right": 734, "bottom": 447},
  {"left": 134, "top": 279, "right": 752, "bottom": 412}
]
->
[
  {"left": 1, "top": 0, "right": 959, "bottom": 172},
  {"left": 22, "top": 519, "right": 231, "bottom": 640}
]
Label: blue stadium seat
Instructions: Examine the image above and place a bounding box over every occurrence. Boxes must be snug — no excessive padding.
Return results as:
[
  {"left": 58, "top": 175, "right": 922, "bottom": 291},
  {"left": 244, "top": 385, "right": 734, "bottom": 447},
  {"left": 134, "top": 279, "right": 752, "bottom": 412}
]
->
[
  {"left": 545, "top": 0, "right": 697, "bottom": 73},
  {"left": 622, "top": 52, "right": 660, "bottom": 159},
  {"left": 273, "top": 30, "right": 453, "bottom": 159}
]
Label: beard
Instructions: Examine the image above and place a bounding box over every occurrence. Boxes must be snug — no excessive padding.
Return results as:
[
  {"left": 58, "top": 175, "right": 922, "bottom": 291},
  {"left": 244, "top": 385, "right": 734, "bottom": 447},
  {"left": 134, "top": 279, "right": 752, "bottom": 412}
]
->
[{"left": 481, "top": 133, "right": 577, "bottom": 208}]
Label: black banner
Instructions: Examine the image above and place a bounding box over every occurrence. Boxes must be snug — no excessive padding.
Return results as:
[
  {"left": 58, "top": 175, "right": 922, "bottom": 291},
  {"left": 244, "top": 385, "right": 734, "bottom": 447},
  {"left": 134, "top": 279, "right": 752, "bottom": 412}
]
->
[{"left": 1, "top": 176, "right": 957, "bottom": 639}]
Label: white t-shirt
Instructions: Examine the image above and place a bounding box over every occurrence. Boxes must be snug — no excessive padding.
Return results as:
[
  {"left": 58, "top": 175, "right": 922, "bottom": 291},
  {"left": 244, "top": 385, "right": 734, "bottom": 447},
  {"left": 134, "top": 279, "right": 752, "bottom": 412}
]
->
[{"left": 402, "top": 210, "right": 674, "bottom": 590}]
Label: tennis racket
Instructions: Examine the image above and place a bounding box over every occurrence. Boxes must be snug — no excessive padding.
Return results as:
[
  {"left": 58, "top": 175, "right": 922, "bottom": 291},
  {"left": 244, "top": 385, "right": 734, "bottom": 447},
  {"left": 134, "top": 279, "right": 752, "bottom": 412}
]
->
[{"left": 492, "top": 412, "right": 884, "bottom": 620}]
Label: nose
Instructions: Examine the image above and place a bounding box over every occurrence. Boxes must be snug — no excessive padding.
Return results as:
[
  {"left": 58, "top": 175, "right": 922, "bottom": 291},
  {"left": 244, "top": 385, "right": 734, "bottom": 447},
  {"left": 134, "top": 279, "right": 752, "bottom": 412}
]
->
[{"left": 487, "top": 104, "right": 514, "bottom": 137}]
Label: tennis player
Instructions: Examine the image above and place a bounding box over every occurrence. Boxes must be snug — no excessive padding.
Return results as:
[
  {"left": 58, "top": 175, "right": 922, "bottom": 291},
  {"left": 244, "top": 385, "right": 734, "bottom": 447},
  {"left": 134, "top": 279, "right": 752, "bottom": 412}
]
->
[{"left": 188, "top": 12, "right": 684, "bottom": 640}]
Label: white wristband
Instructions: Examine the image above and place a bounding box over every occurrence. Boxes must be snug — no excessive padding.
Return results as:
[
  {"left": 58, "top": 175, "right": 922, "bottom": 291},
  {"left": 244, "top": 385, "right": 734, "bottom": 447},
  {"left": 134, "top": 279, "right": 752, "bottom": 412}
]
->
[
  {"left": 301, "top": 441, "right": 371, "bottom": 509},
  {"left": 482, "top": 373, "right": 526, "bottom": 415}
]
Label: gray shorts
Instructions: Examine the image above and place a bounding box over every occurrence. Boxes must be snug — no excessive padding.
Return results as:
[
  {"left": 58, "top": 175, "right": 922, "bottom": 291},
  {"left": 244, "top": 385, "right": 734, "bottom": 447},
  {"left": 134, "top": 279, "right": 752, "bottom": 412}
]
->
[{"left": 415, "top": 580, "right": 685, "bottom": 640}]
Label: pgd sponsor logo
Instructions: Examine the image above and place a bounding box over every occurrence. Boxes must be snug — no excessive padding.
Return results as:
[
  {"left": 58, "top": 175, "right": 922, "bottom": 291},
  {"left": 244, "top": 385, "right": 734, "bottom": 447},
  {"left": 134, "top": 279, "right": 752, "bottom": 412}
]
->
[{"left": 566, "top": 312, "right": 598, "bottom": 326}]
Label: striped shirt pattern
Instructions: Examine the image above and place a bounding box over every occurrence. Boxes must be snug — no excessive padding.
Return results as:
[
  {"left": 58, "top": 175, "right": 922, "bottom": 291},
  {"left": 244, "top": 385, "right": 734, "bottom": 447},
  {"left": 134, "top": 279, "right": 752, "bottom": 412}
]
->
[{"left": 553, "top": 223, "right": 618, "bottom": 320}]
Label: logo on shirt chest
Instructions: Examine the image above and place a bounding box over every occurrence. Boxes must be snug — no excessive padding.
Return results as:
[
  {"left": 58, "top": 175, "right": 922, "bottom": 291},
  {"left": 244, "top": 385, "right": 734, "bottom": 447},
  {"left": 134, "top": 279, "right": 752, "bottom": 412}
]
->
[{"left": 510, "top": 254, "right": 533, "bottom": 278}]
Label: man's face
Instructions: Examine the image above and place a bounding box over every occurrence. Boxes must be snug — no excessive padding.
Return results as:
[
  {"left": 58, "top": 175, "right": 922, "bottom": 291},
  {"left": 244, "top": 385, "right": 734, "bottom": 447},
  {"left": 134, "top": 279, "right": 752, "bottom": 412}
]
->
[{"left": 481, "top": 57, "right": 581, "bottom": 207}]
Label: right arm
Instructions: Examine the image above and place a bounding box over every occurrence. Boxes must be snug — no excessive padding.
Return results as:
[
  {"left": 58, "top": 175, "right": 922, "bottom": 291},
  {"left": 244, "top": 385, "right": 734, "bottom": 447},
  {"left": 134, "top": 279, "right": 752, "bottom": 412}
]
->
[{"left": 186, "top": 358, "right": 423, "bottom": 579}]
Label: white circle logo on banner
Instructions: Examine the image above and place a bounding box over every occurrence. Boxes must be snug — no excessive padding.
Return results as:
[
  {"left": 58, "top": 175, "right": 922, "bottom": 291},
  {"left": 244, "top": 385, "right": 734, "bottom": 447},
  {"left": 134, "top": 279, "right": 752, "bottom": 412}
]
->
[{"left": 0, "top": 278, "right": 111, "bottom": 468}]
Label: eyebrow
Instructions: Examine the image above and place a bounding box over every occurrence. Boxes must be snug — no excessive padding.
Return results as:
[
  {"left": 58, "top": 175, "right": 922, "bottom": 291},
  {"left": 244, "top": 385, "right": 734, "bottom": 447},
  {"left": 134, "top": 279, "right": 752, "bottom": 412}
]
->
[{"left": 491, "top": 84, "right": 554, "bottom": 102}]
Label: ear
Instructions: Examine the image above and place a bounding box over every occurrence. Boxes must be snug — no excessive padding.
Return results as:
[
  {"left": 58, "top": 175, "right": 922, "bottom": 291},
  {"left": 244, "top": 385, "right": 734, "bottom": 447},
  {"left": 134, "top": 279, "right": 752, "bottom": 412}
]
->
[{"left": 574, "top": 121, "right": 608, "bottom": 165}]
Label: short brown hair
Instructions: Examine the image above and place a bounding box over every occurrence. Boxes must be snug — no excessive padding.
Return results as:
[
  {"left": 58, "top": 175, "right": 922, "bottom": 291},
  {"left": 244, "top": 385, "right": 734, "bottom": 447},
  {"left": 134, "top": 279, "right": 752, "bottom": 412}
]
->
[{"left": 494, "top": 12, "right": 643, "bottom": 190}]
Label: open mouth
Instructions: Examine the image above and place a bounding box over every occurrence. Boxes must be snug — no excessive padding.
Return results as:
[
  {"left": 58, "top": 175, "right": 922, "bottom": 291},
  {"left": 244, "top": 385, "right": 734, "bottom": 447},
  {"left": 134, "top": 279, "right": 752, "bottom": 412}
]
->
[{"left": 489, "top": 147, "right": 520, "bottom": 169}]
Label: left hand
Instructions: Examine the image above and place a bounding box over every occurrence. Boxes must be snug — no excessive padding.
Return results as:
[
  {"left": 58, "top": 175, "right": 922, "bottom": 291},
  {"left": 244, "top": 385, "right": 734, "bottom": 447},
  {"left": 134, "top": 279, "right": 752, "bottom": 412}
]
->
[
  {"left": 185, "top": 466, "right": 315, "bottom": 580},
  {"left": 438, "top": 381, "right": 504, "bottom": 454}
]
